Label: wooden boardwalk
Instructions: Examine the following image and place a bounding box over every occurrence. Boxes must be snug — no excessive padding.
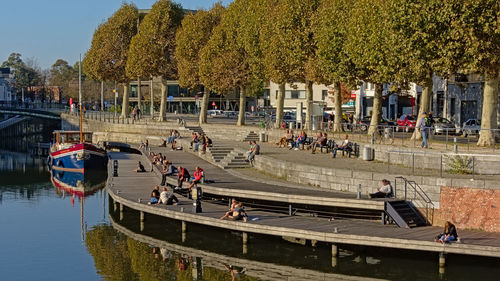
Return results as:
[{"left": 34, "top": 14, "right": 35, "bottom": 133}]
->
[
  {"left": 107, "top": 151, "right": 500, "bottom": 261},
  {"left": 148, "top": 147, "right": 387, "bottom": 211},
  {"left": 109, "top": 215, "right": 386, "bottom": 281}
]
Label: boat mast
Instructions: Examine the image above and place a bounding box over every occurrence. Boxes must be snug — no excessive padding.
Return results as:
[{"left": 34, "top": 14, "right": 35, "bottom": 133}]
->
[{"left": 79, "top": 54, "right": 83, "bottom": 144}]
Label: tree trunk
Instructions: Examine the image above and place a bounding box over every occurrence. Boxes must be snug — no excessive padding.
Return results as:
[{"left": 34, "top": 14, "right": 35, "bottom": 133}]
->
[
  {"left": 412, "top": 72, "right": 433, "bottom": 140},
  {"left": 333, "top": 82, "right": 343, "bottom": 132},
  {"left": 367, "top": 83, "right": 383, "bottom": 136},
  {"left": 159, "top": 79, "right": 167, "bottom": 121},
  {"left": 237, "top": 87, "right": 246, "bottom": 126},
  {"left": 304, "top": 80, "right": 313, "bottom": 130},
  {"left": 275, "top": 83, "right": 285, "bottom": 129},
  {"left": 199, "top": 87, "right": 209, "bottom": 124},
  {"left": 150, "top": 78, "right": 154, "bottom": 117},
  {"left": 100, "top": 81, "right": 104, "bottom": 111},
  {"left": 120, "top": 83, "right": 129, "bottom": 118},
  {"left": 137, "top": 78, "right": 141, "bottom": 110},
  {"left": 477, "top": 72, "right": 499, "bottom": 146}
]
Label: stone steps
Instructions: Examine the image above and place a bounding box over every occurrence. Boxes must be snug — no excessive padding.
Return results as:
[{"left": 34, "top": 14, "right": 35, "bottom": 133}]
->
[{"left": 243, "top": 131, "right": 260, "bottom": 142}]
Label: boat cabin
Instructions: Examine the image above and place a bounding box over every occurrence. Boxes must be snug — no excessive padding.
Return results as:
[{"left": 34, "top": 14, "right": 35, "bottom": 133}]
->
[{"left": 53, "top": 131, "right": 93, "bottom": 144}]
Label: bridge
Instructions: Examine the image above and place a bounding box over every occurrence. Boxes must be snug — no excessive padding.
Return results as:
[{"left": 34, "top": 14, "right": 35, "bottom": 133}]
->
[{"left": 0, "top": 102, "right": 64, "bottom": 120}]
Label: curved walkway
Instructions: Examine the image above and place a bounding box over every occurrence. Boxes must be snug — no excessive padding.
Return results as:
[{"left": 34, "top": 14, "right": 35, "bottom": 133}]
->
[{"left": 107, "top": 151, "right": 500, "bottom": 259}]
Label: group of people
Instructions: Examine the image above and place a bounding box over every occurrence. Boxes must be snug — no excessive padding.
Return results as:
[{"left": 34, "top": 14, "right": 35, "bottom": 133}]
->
[
  {"left": 131, "top": 106, "right": 141, "bottom": 120},
  {"left": 189, "top": 132, "right": 213, "bottom": 153},
  {"left": 220, "top": 198, "right": 248, "bottom": 222},
  {"left": 149, "top": 185, "right": 179, "bottom": 205},
  {"left": 277, "top": 130, "right": 352, "bottom": 158}
]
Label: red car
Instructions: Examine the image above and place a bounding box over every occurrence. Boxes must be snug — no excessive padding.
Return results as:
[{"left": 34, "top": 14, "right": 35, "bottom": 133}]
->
[{"left": 397, "top": 114, "right": 416, "bottom": 132}]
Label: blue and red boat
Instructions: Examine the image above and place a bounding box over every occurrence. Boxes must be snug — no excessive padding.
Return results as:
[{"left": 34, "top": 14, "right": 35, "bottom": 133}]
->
[{"left": 48, "top": 131, "right": 108, "bottom": 173}]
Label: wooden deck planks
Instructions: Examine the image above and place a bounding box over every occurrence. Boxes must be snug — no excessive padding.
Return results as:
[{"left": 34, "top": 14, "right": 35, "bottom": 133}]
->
[{"left": 107, "top": 151, "right": 500, "bottom": 258}]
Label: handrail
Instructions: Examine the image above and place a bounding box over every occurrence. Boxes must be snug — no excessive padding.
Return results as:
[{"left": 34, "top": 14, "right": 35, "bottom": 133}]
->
[{"left": 394, "top": 176, "right": 435, "bottom": 224}]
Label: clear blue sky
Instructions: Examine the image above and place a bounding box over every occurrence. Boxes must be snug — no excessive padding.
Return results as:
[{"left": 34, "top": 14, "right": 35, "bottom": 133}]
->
[{"left": 0, "top": 0, "right": 232, "bottom": 69}]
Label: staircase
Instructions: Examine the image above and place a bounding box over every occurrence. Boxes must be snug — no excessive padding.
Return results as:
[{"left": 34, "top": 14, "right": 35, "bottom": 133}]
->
[
  {"left": 385, "top": 200, "right": 427, "bottom": 228},
  {"left": 184, "top": 125, "right": 205, "bottom": 135},
  {"left": 206, "top": 145, "right": 249, "bottom": 169},
  {"left": 384, "top": 176, "right": 435, "bottom": 228},
  {"left": 243, "top": 131, "right": 260, "bottom": 142}
]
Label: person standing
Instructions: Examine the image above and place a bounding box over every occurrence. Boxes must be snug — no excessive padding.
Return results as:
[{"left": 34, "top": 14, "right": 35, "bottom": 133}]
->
[{"left": 417, "top": 112, "right": 431, "bottom": 148}]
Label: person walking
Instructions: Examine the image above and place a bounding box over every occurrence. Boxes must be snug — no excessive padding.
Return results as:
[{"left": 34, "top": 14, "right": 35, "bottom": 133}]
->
[{"left": 417, "top": 112, "right": 431, "bottom": 148}]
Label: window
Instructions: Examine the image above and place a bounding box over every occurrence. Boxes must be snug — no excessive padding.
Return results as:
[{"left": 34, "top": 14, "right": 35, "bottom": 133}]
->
[
  {"left": 285, "top": 90, "right": 306, "bottom": 99},
  {"left": 450, "top": 98, "right": 455, "bottom": 117},
  {"left": 322, "top": 90, "right": 328, "bottom": 101}
]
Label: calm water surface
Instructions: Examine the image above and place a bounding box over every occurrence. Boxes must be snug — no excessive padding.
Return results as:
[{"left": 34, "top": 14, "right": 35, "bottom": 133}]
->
[{"left": 1, "top": 150, "right": 499, "bottom": 281}]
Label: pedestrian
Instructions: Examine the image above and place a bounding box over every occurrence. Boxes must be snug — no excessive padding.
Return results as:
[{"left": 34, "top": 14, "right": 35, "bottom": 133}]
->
[{"left": 417, "top": 112, "right": 431, "bottom": 148}]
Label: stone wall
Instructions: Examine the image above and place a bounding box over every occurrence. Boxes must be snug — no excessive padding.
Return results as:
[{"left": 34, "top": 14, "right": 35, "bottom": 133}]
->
[{"left": 437, "top": 186, "right": 500, "bottom": 232}]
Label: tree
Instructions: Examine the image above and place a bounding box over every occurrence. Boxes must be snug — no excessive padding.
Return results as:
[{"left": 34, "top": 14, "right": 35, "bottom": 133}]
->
[
  {"left": 49, "top": 59, "right": 77, "bottom": 95},
  {"left": 83, "top": 3, "right": 138, "bottom": 118},
  {"left": 175, "top": 3, "right": 224, "bottom": 124},
  {"left": 1, "top": 53, "right": 42, "bottom": 98},
  {"left": 389, "top": 0, "right": 459, "bottom": 140},
  {"left": 260, "top": 0, "right": 320, "bottom": 129},
  {"left": 127, "top": 0, "right": 184, "bottom": 121},
  {"left": 344, "top": 0, "right": 400, "bottom": 135},
  {"left": 313, "top": 0, "right": 357, "bottom": 132},
  {"left": 447, "top": 0, "right": 500, "bottom": 146},
  {"left": 199, "top": 0, "right": 266, "bottom": 126}
]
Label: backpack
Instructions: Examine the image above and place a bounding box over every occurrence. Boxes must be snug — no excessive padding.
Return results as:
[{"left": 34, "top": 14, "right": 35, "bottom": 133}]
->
[{"left": 424, "top": 117, "right": 432, "bottom": 127}]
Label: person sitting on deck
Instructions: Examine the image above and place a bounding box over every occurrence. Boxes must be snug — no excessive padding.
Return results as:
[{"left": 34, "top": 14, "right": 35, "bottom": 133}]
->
[
  {"left": 220, "top": 198, "right": 239, "bottom": 219},
  {"left": 160, "top": 163, "right": 177, "bottom": 186},
  {"left": 134, "top": 161, "right": 146, "bottom": 173},
  {"left": 149, "top": 185, "right": 161, "bottom": 204},
  {"left": 435, "top": 221, "right": 458, "bottom": 244},
  {"left": 176, "top": 166, "right": 191, "bottom": 190},
  {"left": 228, "top": 202, "right": 248, "bottom": 222},
  {"left": 332, "top": 134, "right": 350, "bottom": 158},
  {"left": 369, "top": 179, "right": 393, "bottom": 198},
  {"left": 188, "top": 166, "right": 204, "bottom": 192},
  {"left": 159, "top": 187, "right": 179, "bottom": 205}
]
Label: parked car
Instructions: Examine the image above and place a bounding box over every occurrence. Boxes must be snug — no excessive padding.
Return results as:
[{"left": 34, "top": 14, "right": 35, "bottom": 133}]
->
[
  {"left": 207, "top": 109, "right": 224, "bottom": 116},
  {"left": 432, "top": 117, "right": 458, "bottom": 135},
  {"left": 461, "top": 119, "right": 481, "bottom": 137},
  {"left": 397, "top": 114, "right": 417, "bottom": 132},
  {"left": 358, "top": 117, "right": 396, "bottom": 132}
]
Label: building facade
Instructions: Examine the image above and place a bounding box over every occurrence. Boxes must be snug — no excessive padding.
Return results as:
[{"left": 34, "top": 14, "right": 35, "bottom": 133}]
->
[{"left": 0, "top": 68, "right": 13, "bottom": 102}]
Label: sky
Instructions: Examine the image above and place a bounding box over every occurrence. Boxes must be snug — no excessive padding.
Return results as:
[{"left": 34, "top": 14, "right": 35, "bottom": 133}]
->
[{"left": 0, "top": 0, "right": 232, "bottom": 70}]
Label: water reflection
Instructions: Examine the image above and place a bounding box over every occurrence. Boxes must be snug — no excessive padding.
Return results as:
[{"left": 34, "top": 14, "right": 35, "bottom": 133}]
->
[{"left": 50, "top": 169, "right": 107, "bottom": 198}]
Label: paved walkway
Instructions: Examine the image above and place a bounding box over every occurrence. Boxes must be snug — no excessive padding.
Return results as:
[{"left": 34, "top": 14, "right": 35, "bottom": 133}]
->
[
  {"left": 226, "top": 140, "right": 500, "bottom": 181},
  {"left": 108, "top": 151, "right": 500, "bottom": 259}
]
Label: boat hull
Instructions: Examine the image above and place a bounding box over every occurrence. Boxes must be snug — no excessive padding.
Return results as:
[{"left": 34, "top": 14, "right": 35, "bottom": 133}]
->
[{"left": 49, "top": 143, "right": 108, "bottom": 173}]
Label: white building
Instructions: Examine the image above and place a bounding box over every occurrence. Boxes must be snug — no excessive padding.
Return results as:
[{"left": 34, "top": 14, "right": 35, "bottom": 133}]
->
[{"left": 0, "top": 68, "right": 13, "bottom": 102}]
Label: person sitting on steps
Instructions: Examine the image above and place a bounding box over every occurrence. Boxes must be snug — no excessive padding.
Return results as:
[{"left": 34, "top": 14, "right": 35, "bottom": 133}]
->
[
  {"left": 369, "top": 179, "right": 393, "bottom": 198},
  {"left": 149, "top": 185, "right": 161, "bottom": 204}
]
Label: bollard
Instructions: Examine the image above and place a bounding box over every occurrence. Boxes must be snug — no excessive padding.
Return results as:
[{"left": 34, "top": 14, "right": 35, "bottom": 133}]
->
[
  {"left": 192, "top": 186, "right": 202, "bottom": 213},
  {"left": 357, "top": 184, "right": 362, "bottom": 199},
  {"left": 453, "top": 137, "right": 458, "bottom": 153},
  {"left": 113, "top": 160, "right": 118, "bottom": 177}
]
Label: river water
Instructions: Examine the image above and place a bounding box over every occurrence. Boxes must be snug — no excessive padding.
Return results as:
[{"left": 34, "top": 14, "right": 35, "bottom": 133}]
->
[{"left": 0, "top": 125, "right": 499, "bottom": 280}]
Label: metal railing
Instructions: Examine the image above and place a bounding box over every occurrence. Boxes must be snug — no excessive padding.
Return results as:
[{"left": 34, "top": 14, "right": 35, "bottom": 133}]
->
[{"left": 394, "top": 176, "right": 434, "bottom": 225}]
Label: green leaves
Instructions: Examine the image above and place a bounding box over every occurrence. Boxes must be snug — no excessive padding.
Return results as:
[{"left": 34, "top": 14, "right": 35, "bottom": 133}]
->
[
  {"left": 175, "top": 3, "right": 224, "bottom": 90},
  {"left": 127, "top": 0, "right": 184, "bottom": 80},
  {"left": 83, "top": 3, "right": 138, "bottom": 83}
]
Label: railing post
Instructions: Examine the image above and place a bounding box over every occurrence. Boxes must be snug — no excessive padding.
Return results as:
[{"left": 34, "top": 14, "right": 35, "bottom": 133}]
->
[{"left": 404, "top": 180, "right": 407, "bottom": 201}]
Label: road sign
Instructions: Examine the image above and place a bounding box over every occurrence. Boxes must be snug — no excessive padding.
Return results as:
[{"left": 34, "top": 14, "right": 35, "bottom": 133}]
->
[{"left": 168, "top": 96, "right": 173, "bottom": 101}]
